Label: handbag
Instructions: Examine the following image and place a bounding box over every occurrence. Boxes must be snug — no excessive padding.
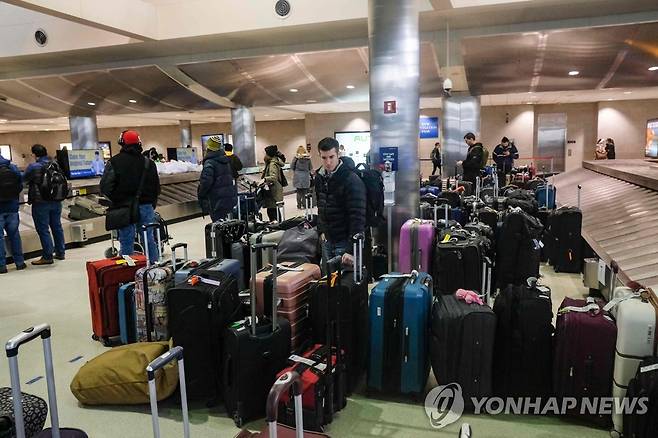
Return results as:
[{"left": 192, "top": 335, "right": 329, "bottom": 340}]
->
[{"left": 105, "top": 157, "right": 150, "bottom": 231}]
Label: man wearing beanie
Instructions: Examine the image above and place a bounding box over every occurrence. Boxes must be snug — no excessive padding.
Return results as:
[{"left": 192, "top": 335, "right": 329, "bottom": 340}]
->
[
  {"left": 198, "top": 136, "right": 237, "bottom": 221},
  {"left": 261, "top": 144, "right": 285, "bottom": 221},
  {"left": 100, "top": 130, "right": 160, "bottom": 263}
]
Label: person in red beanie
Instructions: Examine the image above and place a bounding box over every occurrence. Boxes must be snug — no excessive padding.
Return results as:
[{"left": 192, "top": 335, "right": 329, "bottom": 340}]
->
[{"left": 100, "top": 130, "right": 161, "bottom": 263}]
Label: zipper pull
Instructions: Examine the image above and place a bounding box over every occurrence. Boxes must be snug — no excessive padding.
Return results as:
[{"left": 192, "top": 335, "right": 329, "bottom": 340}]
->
[{"left": 569, "top": 367, "right": 573, "bottom": 377}]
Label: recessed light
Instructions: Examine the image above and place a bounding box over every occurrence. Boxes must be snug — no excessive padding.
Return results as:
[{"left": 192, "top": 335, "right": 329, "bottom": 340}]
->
[
  {"left": 0, "top": 119, "right": 8, "bottom": 123},
  {"left": 624, "top": 91, "right": 632, "bottom": 95},
  {"left": 264, "top": 114, "right": 271, "bottom": 117},
  {"left": 568, "top": 71, "right": 580, "bottom": 76},
  {"left": 289, "top": 88, "right": 298, "bottom": 93},
  {"left": 346, "top": 85, "right": 355, "bottom": 89},
  {"left": 129, "top": 99, "right": 137, "bottom": 103},
  {"left": 306, "top": 100, "right": 317, "bottom": 103},
  {"left": 526, "top": 102, "right": 533, "bottom": 105},
  {"left": 607, "top": 98, "right": 614, "bottom": 101},
  {"left": 649, "top": 66, "right": 658, "bottom": 71},
  {"left": 87, "top": 102, "right": 96, "bottom": 106}
]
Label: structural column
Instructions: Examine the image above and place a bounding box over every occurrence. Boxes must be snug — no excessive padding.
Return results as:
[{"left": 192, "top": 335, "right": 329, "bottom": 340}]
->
[
  {"left": 68, "top": 115, "right": 99, "bottom": 150},
  {"left": 368, "top": 0, "right": 421, "bottom": 270},
  {"left": 179, "top": 120, "right": 192, "bottom": 147},
  {"left": 441, "top": 96, "right": 481, "bottom": 177},
  {"left": 231, "top": 106, "right": 256, "bottom": 167}
]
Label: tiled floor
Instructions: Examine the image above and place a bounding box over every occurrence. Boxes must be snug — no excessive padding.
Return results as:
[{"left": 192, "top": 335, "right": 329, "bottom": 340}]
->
[{"left": 0, "top": 195, "right": 610, "bottom": 437}]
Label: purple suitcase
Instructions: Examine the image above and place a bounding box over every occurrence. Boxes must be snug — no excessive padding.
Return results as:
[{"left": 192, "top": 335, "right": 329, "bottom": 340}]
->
[
  {"left": 553, "top": 297, "right": 617, "bottom": 425},
  {"left": 399, "top": 219, "right": 435, "bottom": 273}
]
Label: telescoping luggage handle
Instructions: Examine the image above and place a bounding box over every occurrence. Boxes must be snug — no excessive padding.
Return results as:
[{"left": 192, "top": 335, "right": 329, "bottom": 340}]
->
[
  {"left": 304, "top": 193, "right": 314, "bottom": 221},
  {"left": 147, "top": 346, "right": 190, "bottom": 438},
  {"left": 6, "top": 324, "right": 61, "bottom": 438},
  {"left": 276, "top": 201, "right": 285, "bottom": 223},
  {"left": 577, "top": 184, "right": 582, "bottom": 209},
  {"left": 266, "top": 371, "right": 304, "bottom": 438},
  {"left": 353, "top": 232, "right": 365, "bottom": 285},
  {"left": 250, "top": 242, "right": 280, "bottom": 336},
  {"left": 142, "top": 222, "right": 164, "bottom": 266},
  {"left": 459, "top": 423, "right": 472, "bottom": 438},
  {"left": 171, "top": 243, "right": 188, "bottom": 269}
]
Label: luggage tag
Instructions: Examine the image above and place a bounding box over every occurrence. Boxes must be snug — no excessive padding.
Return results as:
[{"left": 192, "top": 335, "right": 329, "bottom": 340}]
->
[
  {"left": 558, "top": 303, "right": 600, "bottom": 315},
  {"left": 602, "top": 291, "right": 642, "bottom": 312},
  {"left": 640, "top": 363, "right": 658, "bottom": 374},
  {"left": 118, "top": 255, "right": 136, "bottom": 267}
]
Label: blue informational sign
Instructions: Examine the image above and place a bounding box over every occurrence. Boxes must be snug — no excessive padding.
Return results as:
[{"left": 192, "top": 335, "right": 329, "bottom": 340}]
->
[
  {"left": 379, "top": 147, "right": 399, "bottom": 171},
  {"left": 419, "top": 116, "right": 439, "bottom": 139},
  {"left": 68, "top": 149, "right": 100, "bottom": 179}
]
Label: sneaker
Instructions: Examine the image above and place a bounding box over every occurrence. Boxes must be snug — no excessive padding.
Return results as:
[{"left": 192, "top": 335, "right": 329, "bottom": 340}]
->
[
  {"left": 16, "top": 263, "right": 27, "bottom": 271},
  {"left": 31, "top": 258, "right": 54, "bottom": 266},
  {"left": 54, "top": 254, "right": 65, "bottom": 261},
  {"left": 0, "top": 266, "right": 7, "bottom": 274}
]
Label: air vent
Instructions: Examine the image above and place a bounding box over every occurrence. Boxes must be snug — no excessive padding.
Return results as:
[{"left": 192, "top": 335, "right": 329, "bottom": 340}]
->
[
  {"left": 34, "top": 29, "right": 48, "bottom": 47},
  {"left": 275, "top": 0, "right": 291, "bottom": 18}
]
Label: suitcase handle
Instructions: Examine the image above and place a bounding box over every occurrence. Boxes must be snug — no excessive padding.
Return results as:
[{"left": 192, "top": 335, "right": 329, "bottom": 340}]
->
[
  {"left": 171, "top": 243, "right": 188, "bottom": 267},
  {"left": 305, "top": 193, "right": 313, "bottom": 221},
  {"left": 266, "top": 371, "right": 304, "bottom": 438},
  {"left": 6, "top": 324, "right": 61, "bottom": 438},
  {"left": 141, "top": 223, "right": 163, "bottom": 266},
  {"left": 250, "top": 243, "right": 279, "bottom": 335},
  {"left": 352, "top": 233, "right": 365, "bottom": 285},
  {"left": 147, "top": 346, "right": 190, "bottom": 438}
]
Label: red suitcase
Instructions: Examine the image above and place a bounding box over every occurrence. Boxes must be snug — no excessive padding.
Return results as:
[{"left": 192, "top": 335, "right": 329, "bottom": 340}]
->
[{"left": 86, "top": 255, "right": 147, "bottom": 345}]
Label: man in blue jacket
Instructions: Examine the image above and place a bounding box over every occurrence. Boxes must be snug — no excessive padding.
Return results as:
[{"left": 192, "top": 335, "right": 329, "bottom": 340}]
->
[
  {"left": 198, "top": 136, "right": 237, "bottom": 222},
  {"left": 0, "top": 153, "right": 26, "bottom": 273},
  {"left": 492, "top": 137, "right": 519, "bottom": 188}
]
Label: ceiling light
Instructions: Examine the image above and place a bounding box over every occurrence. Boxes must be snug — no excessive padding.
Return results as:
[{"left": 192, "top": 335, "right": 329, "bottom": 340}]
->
[
  {"left": 526, "top": 102, "right": 533, "bottom": 105},
  {"left": 87, "top": 102, "right": 96, "bottom": 106},
  {"left": 289, "top": 88, "right": 298, "bottom": 93},
  {"left": 607, "top": 98, "right": 614, "bottom": 101},
  {"left": 129, "top": 99, "right": 137, "bottom": 103},
  {"left": 568, "top": 71, "right": 580, "bottom": 76},
  {"left": 649, "top": 66, "right": 658, "bottom": 71},
  {"left": 306, "top": 100, "right": 317, "bottom": 103},
  {"left": 0, "top": 119, "right": 7, "bottom": 123},
  {"left": 624, "top": 91, "right": 632, "bottom": 95},
  {"left": 264, "top": 114, "right": 271, "bottom": 117},
  {"left": 346, "top": 85, "right": 355, "bottom": 89}
]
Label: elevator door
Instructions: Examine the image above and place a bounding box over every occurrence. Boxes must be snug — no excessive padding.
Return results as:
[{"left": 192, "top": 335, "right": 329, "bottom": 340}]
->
[{"left": 536, "top": 113, "right": 566, "bottom": 173}]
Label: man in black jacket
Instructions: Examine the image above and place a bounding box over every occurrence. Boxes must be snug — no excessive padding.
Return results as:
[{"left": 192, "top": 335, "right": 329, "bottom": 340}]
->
[
  {"left": 315, "top": 137, "right": 366, "bottom": 265},
  {"left": 100, "top": 130, "right": 160, "bottom": 263},
  {"left": 457, "top": 132, "right": 485, "bottom": 185},
  {"left": 223, "top": 143, "right": 243, "bottom": 180},
  {"left": 492, "top": 136, "right": 519, "bottom": 188},
  {"left": 198, "top": 136, "right": 237, "bottom": 222}
]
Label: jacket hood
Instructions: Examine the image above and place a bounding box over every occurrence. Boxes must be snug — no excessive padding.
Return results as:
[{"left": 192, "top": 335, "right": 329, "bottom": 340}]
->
[
  {"left": 205, "top": 150, "right": 229, "bottom": 163},
  {"left": 121, "top": 144, "right": 143, "bottom": 155},
  {"left": 267, "top": 156, "right": 284, "bottom": 166}
]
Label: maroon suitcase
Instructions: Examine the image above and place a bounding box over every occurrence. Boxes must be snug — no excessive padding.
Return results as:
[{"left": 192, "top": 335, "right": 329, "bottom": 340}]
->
[{"left": 553, "top": 297, "right": 617, "bottom": 425}]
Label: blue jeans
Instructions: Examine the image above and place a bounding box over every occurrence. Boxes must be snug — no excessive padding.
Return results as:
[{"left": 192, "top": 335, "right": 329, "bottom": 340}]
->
[
  {"left": 0, "top": 212, "right": 24, "bottom": 267},
  {"left": 118, "top": 204, "right": 158, "bottom": 264},
  {"left": 32, "top": 202, "right": 65, "bottom": 260}
]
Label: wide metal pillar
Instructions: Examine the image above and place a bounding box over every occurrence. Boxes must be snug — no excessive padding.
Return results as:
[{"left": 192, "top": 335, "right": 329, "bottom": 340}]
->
[
  {"left": 442, "top": 96, "right": 481, "bottom": 177},
  {"left": 368, "top": 0, "right": 421, "bottom": 271},
  {"left": 179, "top": 120, "right": 192, "bottom": 147},
  {"left": 68, "top": 115, "right": 99, "bottom": 150},
  {"left": 231, "top": 106, "right": 256, "bottom": 167}
]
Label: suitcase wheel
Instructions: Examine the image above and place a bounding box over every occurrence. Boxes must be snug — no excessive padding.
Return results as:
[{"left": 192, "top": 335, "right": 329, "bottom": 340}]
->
[
  {"left": 233, "top": 414, "right": 244, "bottom": 428},
  {"left": 610, "top": 431, "right": 620, "bottom": 438},
  {"left": 91, "top": 334, "right": 99, "bottom": 341},
  {"left": 104, "top": 247, "right": 119, "bottom": 258}
]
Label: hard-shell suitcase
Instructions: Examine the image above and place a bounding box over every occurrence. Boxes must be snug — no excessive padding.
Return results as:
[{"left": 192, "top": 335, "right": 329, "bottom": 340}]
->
[
  {"left": 493, "top": 279, "right": 553, "bottom": 398},
  {"left": 223, "top": 243, "right": 292, "bottom": 427},
  {"left": 368, "top": 271, "right": 433, "bottom": 396},
  {"left": 87, "top": 254, "right": 147, "bottom": 345},
  {"left": 430, "top": 295, "right": 496, "bottom": 406},
  {"left": 399, "top": 219, "right": 435, "bottom": 274},
  {"left": 536, "top": 184, "right": 556, "bottom": 210},
  {"left": 609, "top": 288, "right": 658, "bottom": 436},
  {"left": 624, "top": 357, "right": 658, "bottom": 438},
  {"left": 6, "top": 324, "right": 89, "bottom": 438},
  {"left": 118, "top": 282, "right": 137, "bottom": 345},
  {"left": 553, "top": 297, "right": 617, "bottom": 425},
  {"left": 250, "top": 230, "right": 286, "bottom": 269},
  {"left": 168, "top": 268, "right": 241, "bottom": 401},
  {"left": 547, "top": 206, "right": 583, "bottom": 273}
]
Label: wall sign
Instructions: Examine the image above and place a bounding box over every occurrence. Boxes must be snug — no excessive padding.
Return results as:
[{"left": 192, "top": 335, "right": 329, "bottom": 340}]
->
[
  {"left": 384, "top": 101, "right": 397, "bottom": 114},
  {"left": 419, "top": 116, "right": 439, "bottom": 139},
  {"left": 379, "top": 147, "right": 399, "bottom": 171}
]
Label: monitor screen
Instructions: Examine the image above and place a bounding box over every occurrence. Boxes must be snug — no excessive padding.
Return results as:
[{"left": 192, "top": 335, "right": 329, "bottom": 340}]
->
[
  {"left": 334, "top": 131, "right": 370, "bottom": 166},
  {"left": 646, "top": 119, "right": 658, "bottom": 158},
  {"left": 68, "top": 149, "right": 105, "bottom": 179},
  {"left": 177, "top": 147, "right": 198, "bottom": 164},
  {"left": 0, "top": 145, "right": 10, "bottom": 161}
]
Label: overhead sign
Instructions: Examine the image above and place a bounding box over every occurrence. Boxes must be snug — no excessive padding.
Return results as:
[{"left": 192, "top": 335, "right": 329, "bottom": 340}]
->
[
  {"left": 419, "top": 116, "right": 440, "bottom": 139},
  {"left": 379, "top": 147, "right": 399, "bottom": 171}
]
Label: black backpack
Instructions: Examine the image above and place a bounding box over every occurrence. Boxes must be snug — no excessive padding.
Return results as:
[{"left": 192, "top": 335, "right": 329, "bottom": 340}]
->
[
  {"left": 354, "top": 163, "right": 384, "bottom": 227},
  {"left": 39, "top": 161, "right": 68, "bottom": 202},
  {"left": 0, "top": 164, "right": 22, "bottom": 202}
]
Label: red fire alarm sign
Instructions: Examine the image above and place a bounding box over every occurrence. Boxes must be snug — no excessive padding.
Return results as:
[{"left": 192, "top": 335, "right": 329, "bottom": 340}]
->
[{"left": 384, "top": 100, "right": 397, "bottom": 114}]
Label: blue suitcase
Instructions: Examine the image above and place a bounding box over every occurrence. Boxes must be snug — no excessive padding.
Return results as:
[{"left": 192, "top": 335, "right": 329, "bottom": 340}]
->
[
  {"left": 118, "top": 282, "right": 137, "bottom": 345},
  {"left": 420, "top": 186, "right": 440, "bottom": 197},
  {"left": 536, "top": 184, "right": 556, "bottom": 209},
  {"left": 176, "top": 258, "right": 242, "bottom": 287},
  {"left": 368, "top": 271, "right": 433, "bottom": 395}
]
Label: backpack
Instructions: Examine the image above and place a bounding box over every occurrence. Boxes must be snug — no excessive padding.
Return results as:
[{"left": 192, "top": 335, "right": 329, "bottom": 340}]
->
[
  {"left": 479, "top": 145, "right": 490, "bottom": 168},
  {"left": 39, "top": 161, "right": 68, "bottom": 202},
  {"left": 0, "top": 165, "right": 21, "bottom": 202},
  {"left": 354, "top": 163, "right": 384, "bottom": 227}
]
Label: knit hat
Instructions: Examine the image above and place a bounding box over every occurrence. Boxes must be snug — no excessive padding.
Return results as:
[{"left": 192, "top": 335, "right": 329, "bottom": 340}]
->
[
  {"left": 206, "top": 135, "right": 224, "bottom": 152},
  {"left": 119, "top": 130, "right": 141, "bottom": 146},
  {"left": 265, "top": 144, "right": 278, "bottom": 158}
]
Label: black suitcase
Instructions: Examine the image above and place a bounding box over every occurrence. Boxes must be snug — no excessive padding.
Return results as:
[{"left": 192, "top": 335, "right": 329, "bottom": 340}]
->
[
  {"left": 223, "top": 243, "right": 292, "bottom": 427},
  {"left": 496, "top": 209, "right": 543, "bottom": 287},
  {"left": 204, "top": 219, "right": 246, "bottom": 259},
  {"left": 309, "top": 235, "right": 368, "bottom": 395},
  {"left": 433, "top": 230, "right": 489, "bottom": 296},
  {"left": 167, "top": 268, "right": 241, "bottom": 402},
  {"left": 476, "top": 207, "right": 499, "bottom": 231},
  {"left": 430, "top": 295, "right": 496, "bottom": 406},
  {"left": 624, "top": 357, "right": 658, "bottom": 438},
  {"left": 493, "top": 280, "right": 553, "bottom": 398},
  {"left": 546, "top": 207, "right": 583, "bottom": 273}
]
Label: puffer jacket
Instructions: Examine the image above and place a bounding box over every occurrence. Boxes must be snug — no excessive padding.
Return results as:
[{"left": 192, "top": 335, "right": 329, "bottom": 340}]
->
[
  {"left": 198, "top": 150, "right": 238, "bottom": 218},
  {"left": 315, "top": 160, "right": 366, "bottom": 250},
  {"left": 100, "top": 144, "right": 160, "bottom": 207},
  {"left": 462, "top": 142, "right": 484, "bottom": 183},
  {"left": 291, "top": 155, "right": 311, "bottom": 189},
  {"left": 262, "top": 156, "right": 284, "bottom": 208}
]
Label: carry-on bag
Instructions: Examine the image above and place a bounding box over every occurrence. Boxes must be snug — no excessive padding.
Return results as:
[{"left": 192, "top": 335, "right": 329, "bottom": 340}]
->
[
  {"left": 87, "top": 254, "right": 147, "bottom": 346},
  {"left": 249, "top": 230, "right": 286, "bottom": 269},
  {"left": 0, "top": 388, "right": 47, "bottom": 438},
  {"left": 223, "top": 243, "right": 292, "bottom": 427},
  {"left": 623, "top": 356, "right": 658, "bottom": 438},
  {"left": 277, "top": 222, "right": 320, "bottom": 265},
  {"left": 553, "top": 297, "right": 616, "bottom": 425},
  {"left": 536, "top": 183, "right": 556, "bottom": 210},
  {"left": 6, "top": 324, "right": 88, "bottom": 437},
  {"left": 399, "top": 219, "right": 435, "bottom": 273},
  {"left": 146, "top": 346, "right": 190, "bottom": 438},
  {"left": 433, "top": 230, "right": 490, "bottom": 296},
  {"left": 118, "top": 282, "right": 137, "bottom": 345},
  {"left": 547, "top": 206, "right": 583, "bottom": 273},
  {"left": 496, "top": 208, "right": 542, "bottom": 287},
  {"left": 368, "top": 270, "right": 433, "bottom": 396},
  {"left": 204, "top": 219, "right": 246, "bottom": 259}
]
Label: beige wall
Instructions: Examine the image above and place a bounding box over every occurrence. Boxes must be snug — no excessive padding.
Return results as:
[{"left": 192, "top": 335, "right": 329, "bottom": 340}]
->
[
  {"left": 481, "top": 105, "right": 535, "bottom": 160},
  {"left": 304, "top": 112, "right": 371, "bottom": 169},
  {"left": 254, "top": 120, "right": 306, "bottom": 166},
  {"left": 597, "top": 100, "right": 657, "bottom": 159}
]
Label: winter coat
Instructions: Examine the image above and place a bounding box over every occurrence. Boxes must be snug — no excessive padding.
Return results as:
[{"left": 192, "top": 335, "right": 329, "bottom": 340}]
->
[
  {"left": 315, "top": 160, "right": 366, "bottom": 249},
  {"left": 197, "top": 150, "right": 238, "bottom": 219},
  {"left": 431, "top": 148, "right": 442, "bottom": 166},
  {"left": 24, "top": 156, "right": 57, "bottom": 205},
  {"left": 226, "top": 152, "right": 243, "bottom": 179},
  {"left": 291, "top": 155, "right": 311, "bottom": 189},
  {"left": 462, "top": 142, "right": 485, "bottom": 182},
  {"left": 492, "top": 144, "right": 519, "bottom": 173},
  {"left": 100, "top": 144, "right": 160, "bottom": 207},
  {"left": 0, "top": 155, "right": 22, "bottom": 213},
  {"left": 261, "top": 156, "right": 284, "bottom": 208}
]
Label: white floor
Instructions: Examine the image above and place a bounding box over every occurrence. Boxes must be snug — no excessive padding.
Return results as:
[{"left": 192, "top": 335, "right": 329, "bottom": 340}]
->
[{"left": 0, "top": 195, "right": 610, "bottom": 437}]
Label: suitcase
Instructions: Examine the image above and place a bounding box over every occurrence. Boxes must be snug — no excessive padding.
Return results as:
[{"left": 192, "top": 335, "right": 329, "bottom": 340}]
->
[
  {"left": 624, "top": 357, "right": 658, "bottom": 438},
  {"left": 419, "top": 200, "right": 460, "bottom": 230},
  {"left": 234, "top": 371, "right": 330, "bottom": 438},
  {"left": 0, "top": 387, "right": 47, "bottom": 438},
  {"left": 546, "top": 206, "right": 582, "bottom": 273},
  {"left": 475, "top": 207, "right": 499, "bottom": 231},
  {"left": 256, "top": 260, "right": 321, "bottom": 350},
  {"left": 535, "top": 184, "right": 556, "bottom": 210},
  {"left": 223, "top": 243, "right": 292, "bottom": 427},
  {"left": 368, "top": 271, "right": 433, "bottom": 396},
  {"left": 277, "top": 223, "right": 320, "bottom": 265},
  {"left": 399, "top": 219, "right": 435, "bottom": 273},
  {"left": 610, "top": 288, "right": 658, "bottom": 436},
  {"left": 496, "top": 208, "right": 543, "bottom": 287},
  {"left": 118, "top": 282, "right": 137, "bottom": 345},
  {"left": 250, "top": 229, "right": 286, "bottom": 269},
  {"left": 87, "top": 254, "right": 147, "bottom": 345},
  {"left": 309, "top": 235, "right": 368, "bottom": 394},
  {"left": 553, "top": 297, "right": 617, "bottom": 425},
  {"left": 430, "top": 295, "right": 496, "bottom": 406},
  {"left": 433, "top": 230, "right": 490, "bottom": 296},
  {"left": 6, "top": 324, "right": 89, "bottom": 437},
  {"left": 420, "top": 186, "right": 440, "bottom": 197},
  {"left": 168, "top": 268, "right": 241, "bottom": 401},
  {"left": 205, "top": 219, "right": 247, "bottom": 259},
  {"left": 146, "top": 346, "right": 190, "bottom": 438},
  {"left": 493, "top": 280, "right": 553, "bottom": 398}
]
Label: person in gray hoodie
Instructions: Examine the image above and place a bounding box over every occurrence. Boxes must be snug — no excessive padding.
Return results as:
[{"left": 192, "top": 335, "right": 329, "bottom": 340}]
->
[{"left": 291, "top": 145, "right": 312, "bottom": 209}]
